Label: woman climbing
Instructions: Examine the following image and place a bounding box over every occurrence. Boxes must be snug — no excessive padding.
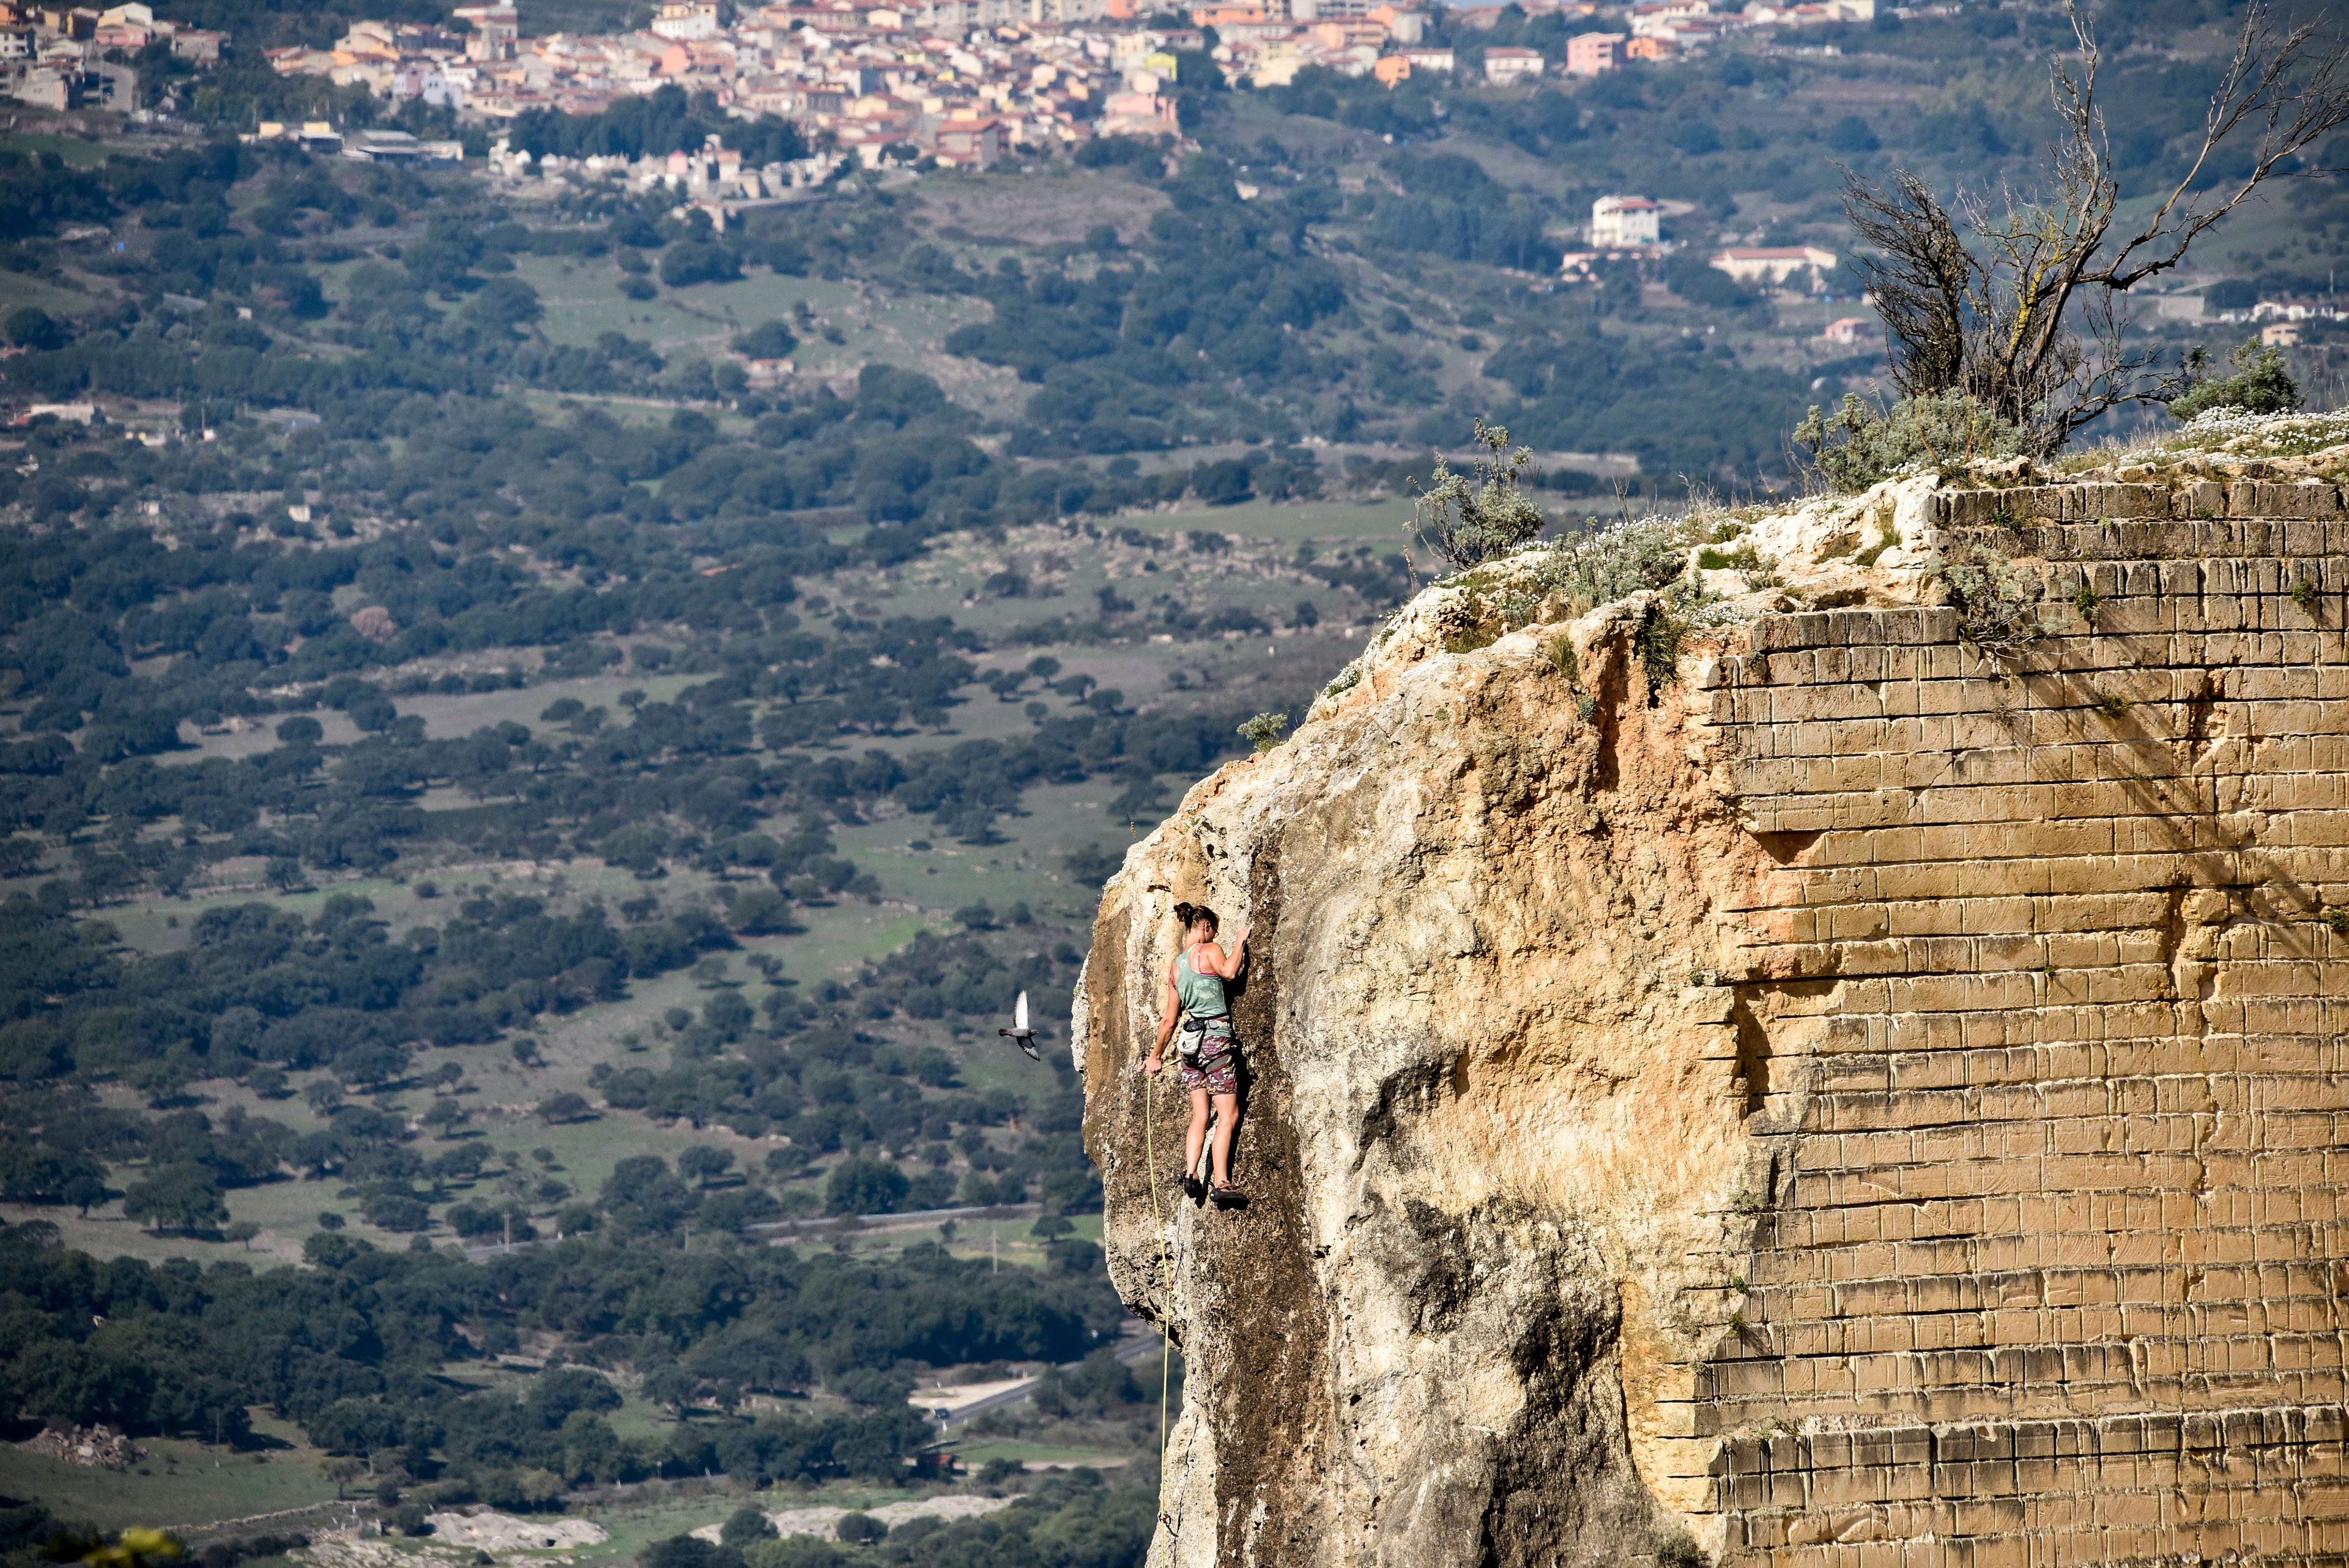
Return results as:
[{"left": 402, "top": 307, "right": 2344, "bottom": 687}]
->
[{"left": 1145, "top": 901, "right": 1251, "bottom": 1206}]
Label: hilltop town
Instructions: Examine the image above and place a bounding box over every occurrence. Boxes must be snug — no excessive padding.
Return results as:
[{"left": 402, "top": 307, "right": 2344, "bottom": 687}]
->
[
  {"left": 2, "top": 0, "right": 1883, "bottom": 168},
  {"left": 256, "top": 0, "right": 1885, "bottom": 157}
]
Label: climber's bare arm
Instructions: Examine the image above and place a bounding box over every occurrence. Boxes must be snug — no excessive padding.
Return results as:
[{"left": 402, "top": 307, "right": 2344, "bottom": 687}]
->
[
  {"left": 1146, "top": 957, "right": 1179, "bottom": 1073},
  {"left": 1196, "top": 927, "right": 1250, "bottom": 979}
]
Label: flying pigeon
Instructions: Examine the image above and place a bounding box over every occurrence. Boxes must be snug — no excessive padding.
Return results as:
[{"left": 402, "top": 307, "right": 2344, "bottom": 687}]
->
[{"left": 999, "top": 990, "right": 1039, "bottom": 1059}]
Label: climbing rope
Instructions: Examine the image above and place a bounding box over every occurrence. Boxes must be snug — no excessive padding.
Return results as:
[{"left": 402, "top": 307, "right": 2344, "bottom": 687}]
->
[{"left": 1143, "top": 1054, "right": 1174, "bottom": 1550}]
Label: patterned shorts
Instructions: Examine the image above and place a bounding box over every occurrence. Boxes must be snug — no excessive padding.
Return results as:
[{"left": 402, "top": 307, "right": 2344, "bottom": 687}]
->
[{"left": 1178, "top": 1019, "right": 1238, "bottom": 1095}]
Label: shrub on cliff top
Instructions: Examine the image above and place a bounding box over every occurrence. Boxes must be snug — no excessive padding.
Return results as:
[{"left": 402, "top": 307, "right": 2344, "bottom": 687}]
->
[
  {"left": 2165, "top": 338, "right": 2301, "bottom": 423},
  {"left": 1794, "top": 392, "right": 2027, "bottom": 493},
  {"left": 1534, "top": 515, "right": 1688, "bottom": 613},
  {"left": 1411, "top": 419, "right": 1546, "bottom": 570}
]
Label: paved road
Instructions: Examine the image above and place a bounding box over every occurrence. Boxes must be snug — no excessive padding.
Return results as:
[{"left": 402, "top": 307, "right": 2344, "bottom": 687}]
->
[
  {"left": 747, "top": 1200, "right": 1041, "bottom": 1238},
  {"left": 929, "top": 1327, "right": 1168, "bottom": 1432},
  {"left": 463, "top": 1200, "right": 1045, "bottom": 1260}
]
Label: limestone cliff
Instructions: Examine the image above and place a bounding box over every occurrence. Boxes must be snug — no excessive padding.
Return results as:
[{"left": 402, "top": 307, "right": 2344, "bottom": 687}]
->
[{"left": 1076, "top": 431, "right": 2349, "bottom": 1567}]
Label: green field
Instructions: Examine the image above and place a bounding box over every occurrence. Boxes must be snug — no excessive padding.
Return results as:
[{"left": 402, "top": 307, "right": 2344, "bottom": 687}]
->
[
  {"left": 0, "top": 1438, "right": 979, "bottom": 1546},
  {"left": 1119, "top": 495, "right": 1419, "bottom": 549},
  {"left": 513, "top": 256, "right": 1017, "bottom": 414},
  {"left": 518, "top": 258, "right": 863, "bottom": 357},
  {"left": 560, "top": 1479, "right": 967, "bottom": 1565},
  {"left": 0, "top": 131, "right": 113, "bottom": 167},
  {"left": 0, "top": 267, "right": 95, "bottom": 321},
  {"left": 0, "top": 1432, "right": 341, "bottom": 1531}
]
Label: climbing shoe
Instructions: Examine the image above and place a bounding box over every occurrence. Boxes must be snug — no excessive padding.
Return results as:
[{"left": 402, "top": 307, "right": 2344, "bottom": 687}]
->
[
  {"left": 1209, "top": 1183, "right": 1247, "bottom": 1209},
  {"left": 1182, "top": 1175, "right": 1206, "bottom": 1204}
]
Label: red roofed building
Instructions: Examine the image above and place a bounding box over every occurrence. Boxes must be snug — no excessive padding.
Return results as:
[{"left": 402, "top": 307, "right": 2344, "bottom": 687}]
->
[{"left": 1590, "top": 193, "right": 1660, "bottom": 247}]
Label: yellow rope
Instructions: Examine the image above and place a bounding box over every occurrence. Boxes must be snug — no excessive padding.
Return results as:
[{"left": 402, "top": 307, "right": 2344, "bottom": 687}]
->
[{"left": 1143, "top": 1055, "right": 1174, "bottom": 1550}]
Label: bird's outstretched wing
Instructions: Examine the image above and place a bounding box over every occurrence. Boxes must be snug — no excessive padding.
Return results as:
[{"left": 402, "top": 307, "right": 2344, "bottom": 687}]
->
[{"left": 1000, "top": 990, "right": 1039, "bottom": 1058}]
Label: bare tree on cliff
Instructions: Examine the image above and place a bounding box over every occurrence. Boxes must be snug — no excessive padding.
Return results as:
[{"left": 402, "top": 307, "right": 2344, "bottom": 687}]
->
[{"left": 1843, "top": 1, "right": 2349, "bottom": 451}]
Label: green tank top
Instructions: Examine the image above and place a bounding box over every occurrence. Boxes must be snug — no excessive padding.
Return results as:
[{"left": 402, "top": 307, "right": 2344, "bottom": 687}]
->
[{"left": 1176, "top": 945, "right": 1228, "bottom": 1019}]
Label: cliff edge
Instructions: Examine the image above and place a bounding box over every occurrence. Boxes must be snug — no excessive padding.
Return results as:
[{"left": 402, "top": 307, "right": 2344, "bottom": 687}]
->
[{"left": 1077, "top": 425, "right": 2349, "bottom": 1567}]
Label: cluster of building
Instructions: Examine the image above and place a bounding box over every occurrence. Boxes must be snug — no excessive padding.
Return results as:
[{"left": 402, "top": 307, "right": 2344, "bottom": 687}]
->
[
  {"left": 484, "top": 133, "right": 849, "bottom": 220},
  {"left": 245, "top": 121, "right": 468, "bottom": 162},
  {"left": 2215, "top": 296, "right": 2348, "bottom": 349},
  {"left": 1534, "top": 0, "right": 1877, "bottom": 77},
  {"left": 1572, "top": 192, "right": 1844, "bottom": 289},
  {"left": 1, "top": 0, "right": 1894, "bottom": 125},
  {"left": 1197, "top": 0, "right": 1875, "bottom": 87},
  {"left": 2, "top": 0, "right": 224, "bottom": 110},
  {"left": 264, "top": 1, "right": 1201, "bottom": 169},
  {"left": 1595, "top": 0, "right": 1877, "bottom": 59},
  {"left": 242, "top": 0, "right": 1894, "bottom": 168}
]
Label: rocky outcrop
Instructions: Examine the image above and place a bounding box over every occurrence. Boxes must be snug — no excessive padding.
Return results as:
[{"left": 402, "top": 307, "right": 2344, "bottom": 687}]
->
[
  {"left": 685, "top": 1497, "right": 1017, "bottom": 1542},
  {"left": 1077, "top": 448, "right": 2349, "bottom": 1566},
  {"left": 423, "top": 1513, "right": 606, "bottom": 1551},
  {"left": 20, "top": 1423, "right": 142, "bottom": 1469}
]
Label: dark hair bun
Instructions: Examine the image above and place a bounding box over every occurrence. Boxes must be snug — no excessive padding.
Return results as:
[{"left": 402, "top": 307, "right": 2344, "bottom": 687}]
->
[{"left": 1173, "top": 902, "right": 1218, "bottom": 932}]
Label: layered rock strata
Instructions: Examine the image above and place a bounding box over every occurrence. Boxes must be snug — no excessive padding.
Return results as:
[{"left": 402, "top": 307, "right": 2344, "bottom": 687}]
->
[{"left": 1077, "top": 470, "right": 2349, "bottom": 1566}]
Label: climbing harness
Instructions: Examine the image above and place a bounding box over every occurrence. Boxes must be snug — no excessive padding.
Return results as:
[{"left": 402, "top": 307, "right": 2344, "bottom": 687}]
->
[{"left": 1176, "top": 1011, "right": 1231, "bottom": 1060}]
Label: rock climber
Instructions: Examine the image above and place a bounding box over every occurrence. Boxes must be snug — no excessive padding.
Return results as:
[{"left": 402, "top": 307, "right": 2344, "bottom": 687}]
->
[{"left": 1145, "top": 900, "right": 1251, "bottom": 1206}]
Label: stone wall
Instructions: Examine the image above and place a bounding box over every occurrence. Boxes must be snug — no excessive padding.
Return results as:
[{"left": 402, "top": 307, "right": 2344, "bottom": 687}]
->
[
  {"left": 1695, "top": 495, "right": 2349, "bottom": 1565},
  {"left": 1077, "top": 472, "right": 2349, "bottom": 1567}
]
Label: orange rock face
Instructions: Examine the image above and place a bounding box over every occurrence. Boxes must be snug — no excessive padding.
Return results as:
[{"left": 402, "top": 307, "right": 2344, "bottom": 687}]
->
[{"left": 1078, "top": 466, "right": 2349, "bottom": 1567}]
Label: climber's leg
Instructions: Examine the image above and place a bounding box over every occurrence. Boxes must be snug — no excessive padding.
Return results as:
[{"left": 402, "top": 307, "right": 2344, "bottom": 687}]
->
[
  {"left": 1183, "top": 1083, "right": 1212, "bottom": 1181},
  {"left": 1208, "top": 1091, "right": 1239, "bottom": 1188}
]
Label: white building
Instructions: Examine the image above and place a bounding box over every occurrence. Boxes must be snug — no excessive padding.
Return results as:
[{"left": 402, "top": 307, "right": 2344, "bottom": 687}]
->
[
  {"left": 1711, "top": 245, "right": 1837, "bottom": 286},
  {"left": 2249, "top": 297, "right": 2348, "bottom": 323},
  {"left": 911, "top": 0, "right": 1028, "bottom": 29},
  {"left": 390, "top": 64, "right": 464, "bottom": 105},
  {"left": 1591, "top": 194, "right": 1660, "bottom": 248},
  {"left": 1748, "top": 0, "right": 1871, "bottom": 21},
  {"left": 650, "top": 2, "right": 719, "bottom": 39},
  {"left": 1482, "top": 45, "right": 1542, "bottom": 81},
  {"left": 1628, "top": 0, "right": 1711, "bottom": 37},
  {"left": 8, "top": 65, "right": 76, "bottom": 107}
]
